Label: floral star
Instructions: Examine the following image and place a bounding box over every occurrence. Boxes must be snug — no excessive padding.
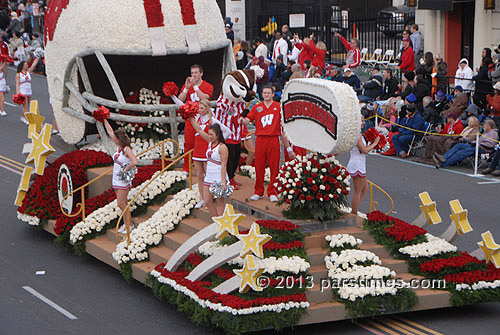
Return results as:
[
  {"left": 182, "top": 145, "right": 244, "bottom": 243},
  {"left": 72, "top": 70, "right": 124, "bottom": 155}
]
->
[
  {"left": 15, "top": 166, "right": 33, "bottom": 206},
  {"left": 449, "top": 199, "right": 472, "bottom": 235},
  {"left": 26, "top": 100, "right": 45, "bottom": 139},
  {"left": 212, "top": 204, "right": 245, "bottom": 239},
  {"left": 238, "top": 222, "right": 271, "bottom": 258},
  {"left": 25, "top": 123, "right": 55, "bottom": 175},
  {"left": 233, "top": 255, "right": 264, "bottom": 293},
  {"left": 478, "top": 231, "right": 500, "bottom": 268}
]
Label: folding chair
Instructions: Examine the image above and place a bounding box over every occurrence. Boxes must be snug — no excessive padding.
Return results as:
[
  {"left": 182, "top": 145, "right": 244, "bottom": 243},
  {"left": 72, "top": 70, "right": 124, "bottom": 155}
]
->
[
  {"left": 360, "top": 48, "right": 369, "bottom": 64},
  {"left": 366, "top": 48, "right": 382, "bottom": 66},
  {"left": 408, "top": 122, "right": 431, "bottom": 157},
  {"left": 389, "top": 52, "right": 401, "bottom": 67},
  {"left": 378, "top": 49, "right": 394, "bottom": 66}
]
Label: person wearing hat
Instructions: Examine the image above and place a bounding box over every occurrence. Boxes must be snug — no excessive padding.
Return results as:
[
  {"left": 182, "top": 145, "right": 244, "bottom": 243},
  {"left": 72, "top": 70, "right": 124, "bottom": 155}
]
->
[
  {"left": 392, "top": 104, "right": 425, "bottom": 158},
  {"left": 321, "top": 64, "right": 342, "bottom": 82},
  {"left": 424, "top": 112, "right": 464, "bottom": 161},
  {"left": 399, "top": 71, "right": 416, "bottom": 100},
  {"left": 358, "top": 65, "right": 383, "bottom": 102},
  {"left": 6, "top": 11, "right": 22, "bottom": 36},
  {"left": 455, "top": 58, "right": 474, "bottom": 92},
  {"left": 225, "top": 23, "right": 234, "bottom": 45},
  {"left": 441, "top": 85, "right": 469, "bottom": 118},
  {"left": 264, "top": 56, "right": 276, "bottom": 82},
  {"left": 398, "top": 37, "right": 415, "bottom": 72},
  {"left": 342, "top": 67, "right": 361, "bottom": 91}
]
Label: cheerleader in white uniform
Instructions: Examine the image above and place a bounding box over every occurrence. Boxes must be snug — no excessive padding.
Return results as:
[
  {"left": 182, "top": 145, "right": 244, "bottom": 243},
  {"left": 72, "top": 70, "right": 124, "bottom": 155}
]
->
[
  {"left": 16, "top": 58, "right": 39, "bottom": 124},
  {"left": 189, "top": 119, "right": 229, "bottom": 217},
  {"left": 103, "top": 119, "right": 138, "bottom": 234},
  {"left": 347, "top": 116, "right": 379, "bottom": 215},
  {"left": 0, "top": 60, "right": 8, "bottom": 116}
]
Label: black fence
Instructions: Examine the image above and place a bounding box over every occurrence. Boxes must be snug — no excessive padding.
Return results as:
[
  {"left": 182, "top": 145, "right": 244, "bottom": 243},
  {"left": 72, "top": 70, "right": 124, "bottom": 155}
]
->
[{"left": 254, "top": 8, "right": 415, "bottom": 66}]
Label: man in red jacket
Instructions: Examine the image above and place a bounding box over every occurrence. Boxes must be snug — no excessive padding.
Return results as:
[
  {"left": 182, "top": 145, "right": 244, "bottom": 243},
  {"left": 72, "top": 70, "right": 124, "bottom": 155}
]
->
[
  {"left": 399, "top": 38, "right": 415, "bottom": 72},
  {"left": 239, "top": 85, "right": 294, "bottom": 202},
  {"left": 334, "top": 32, "right": 360, "bottom": 69}
]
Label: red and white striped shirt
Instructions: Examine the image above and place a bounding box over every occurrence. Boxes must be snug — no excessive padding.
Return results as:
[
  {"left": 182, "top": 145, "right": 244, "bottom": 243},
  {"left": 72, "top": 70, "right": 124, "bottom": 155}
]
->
[{"left": 214, "top": 95, "right": 246, "bottom": 144}]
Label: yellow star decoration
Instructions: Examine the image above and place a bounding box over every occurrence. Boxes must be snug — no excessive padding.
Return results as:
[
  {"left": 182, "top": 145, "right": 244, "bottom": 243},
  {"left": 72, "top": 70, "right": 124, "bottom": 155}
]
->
[
  {"left": 15, "top": 166, "right": 33, "bottom": 206},
  {"left": 449, "top": 199, "right": 472, "bottom": 235},
  {"left": 238, "top": 222, "right": 272, "bottom": 258},
  {"left": 478, "top": 231, "right": 500, "bottom": 268},
  {"left": 233, "top": 255, "right": 264, "bottom": 293},
  {"left": 213, "top": 204, "right": 245, "bottom": 239},
  {"left": 25, "top": 123, "right": 55, "bottom": 175},
  {"left": 418, "top": 191, "right": 442, "bottom": 225},
  {"left": 26, "top": 100, "right": 44, "bottom": 139}
]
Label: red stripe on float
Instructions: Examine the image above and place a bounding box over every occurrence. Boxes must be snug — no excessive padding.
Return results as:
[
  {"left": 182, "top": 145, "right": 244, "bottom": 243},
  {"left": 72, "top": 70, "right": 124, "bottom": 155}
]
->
[
  {"left": 143, "top": 0, "right": 164, "bottom": 28},
  {"left": 179, "top": 0, "right": 196, "bottom": 25}
]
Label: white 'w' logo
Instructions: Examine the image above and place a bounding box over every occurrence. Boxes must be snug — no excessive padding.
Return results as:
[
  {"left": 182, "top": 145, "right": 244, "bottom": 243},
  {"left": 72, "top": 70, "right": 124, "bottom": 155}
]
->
[{"left": 261, "top": 114, "right": 274, "bottom": 127}]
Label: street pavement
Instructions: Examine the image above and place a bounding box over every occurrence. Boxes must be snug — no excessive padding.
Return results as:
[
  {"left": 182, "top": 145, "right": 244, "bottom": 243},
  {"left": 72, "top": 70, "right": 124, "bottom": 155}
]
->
[{"left": 0, "top": 70, "right": 499, "bottom": 335}]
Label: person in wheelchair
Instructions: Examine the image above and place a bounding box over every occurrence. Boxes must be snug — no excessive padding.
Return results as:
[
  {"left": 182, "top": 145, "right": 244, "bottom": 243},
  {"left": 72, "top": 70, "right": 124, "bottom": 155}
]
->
[{"left": 433, "top": 119, "right": 498, "bottom": 168}]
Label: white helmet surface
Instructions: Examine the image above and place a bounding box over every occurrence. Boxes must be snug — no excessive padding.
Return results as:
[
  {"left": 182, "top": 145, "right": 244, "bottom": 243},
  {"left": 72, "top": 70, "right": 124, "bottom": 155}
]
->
[{"left": 45, "top": 0, "right": 235, "bottom": 144}]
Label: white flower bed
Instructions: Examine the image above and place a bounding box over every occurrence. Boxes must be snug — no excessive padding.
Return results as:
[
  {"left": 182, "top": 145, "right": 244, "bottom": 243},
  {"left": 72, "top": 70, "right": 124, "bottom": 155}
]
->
[
  {"left": 240, "top": 165, "right": 270, "bottom": 182},
  {"left": 398, "top": 233, "right": 457, "bottom": 258},
  {"left": 456, "top": 280, "right": 500, "bottom": 291},
  {"left": 17, "top": 212, "right": 40, "bottom": 226},
  {"left": 150, "top": 269, "right": 309, "bottom": 315},
  {"left": 198, "top": 241, "right": 310, "bottom": 274},
  {"left": 113, "top": 186, "right": 199, "bottom": 264},
  {"left": 69, "top": 171, "right": 186, "bottom": 243},
  {"left": 325, "top": 234, "right": 362, "bottom": 249}
]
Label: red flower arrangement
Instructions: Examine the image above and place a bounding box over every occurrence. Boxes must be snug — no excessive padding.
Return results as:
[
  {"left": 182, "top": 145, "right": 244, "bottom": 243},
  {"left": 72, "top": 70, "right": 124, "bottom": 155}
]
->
[
  {"left": 13, "top": 93, "right": 26, "bottom": 105},
  {"left": 178, "top": 101, "right": 199, "bottom": 119},
  {"left": 263, "top": 240, "right": 304, "bottom": 251},
  {"left": 255, "top": 219, "right": 300, "bottom": 231},
  {"left": 420, "top": 252, "right": 483, "bottom": 274},
  {"left": 444, "top": 263, "right": 500, "bottom": 285},
  {"left": 365, "top": 128, "right": 387, "bottom": 150},
  {"left": 385, "top": 220, "right": 427, "bottom": 242},
  {"left": 162, "top": 81, "right": 179, "bottom": 97},
  {"left": 92, "top": 105, "right": 110, "bottom": 122}
]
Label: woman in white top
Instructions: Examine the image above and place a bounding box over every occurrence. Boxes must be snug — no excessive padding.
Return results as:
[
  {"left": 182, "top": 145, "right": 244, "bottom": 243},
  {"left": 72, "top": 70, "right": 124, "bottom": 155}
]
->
[
  {"left": 0, "top": 59, "right": 8, "bottom": 116},
  {"left": 103, "top": 119, "right": 138, "bottom": 233},
  {"left": 189, "top": 119, "right": 229, "bottom": 217},
  {"left": 347, "top": 116, "right": 379, "bottom": 215},
  {"left": 16, "top": 58, "right": 39, "bottom": 124}
]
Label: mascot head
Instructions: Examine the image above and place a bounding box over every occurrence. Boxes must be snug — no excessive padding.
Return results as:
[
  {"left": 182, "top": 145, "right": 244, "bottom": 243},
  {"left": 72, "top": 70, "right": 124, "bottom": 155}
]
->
[{"left": 221, "top": 69, "right": 258, "bottom": 103}]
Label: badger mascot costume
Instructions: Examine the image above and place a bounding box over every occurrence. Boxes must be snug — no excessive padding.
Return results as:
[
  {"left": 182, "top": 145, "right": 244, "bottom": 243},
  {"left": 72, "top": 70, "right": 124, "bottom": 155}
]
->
[{"left": 215, "top": 69, "right": 260, "bottom": 189}]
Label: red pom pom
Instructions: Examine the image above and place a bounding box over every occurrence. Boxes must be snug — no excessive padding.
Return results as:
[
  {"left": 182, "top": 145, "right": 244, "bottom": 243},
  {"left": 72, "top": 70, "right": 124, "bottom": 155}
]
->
[
  {"left": 376, "top": 134, "right": 387, "bottom": 150},
  {"left": 92, "top": 106, "right": 110, "bottom": 122},
  {"left": 163, "top": 81, "right": 179, "bottom": 96},
  {"left": 0, "top": 54, "right": 14, "bottom": 63},
  {"left": 364, "top": 128, "right": 387, "bottom": 150},
  {"left": 178, "top": 101, "right": 199, "bottom": 119},
  {"left": 13, "top": 93, "right": 26, "bottom": 105}
]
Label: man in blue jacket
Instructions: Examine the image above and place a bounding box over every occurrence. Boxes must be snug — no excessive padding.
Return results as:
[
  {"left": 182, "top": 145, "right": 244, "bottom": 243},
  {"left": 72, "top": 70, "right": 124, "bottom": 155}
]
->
[{"left": 392, "top": 104, "right": 425, "bottom": 158}]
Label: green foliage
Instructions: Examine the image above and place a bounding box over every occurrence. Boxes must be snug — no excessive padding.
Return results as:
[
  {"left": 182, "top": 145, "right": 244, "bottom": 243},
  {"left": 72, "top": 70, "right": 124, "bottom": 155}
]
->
[
  {"left": 450, "top": 286, "right": 500, "bottom": 306},
  {"left": 54, "top": 231, "right": 70, "bottom": 248},
  {"left": 335, "top": 287, "right": 418, "bottom": 319},
  {"left": 120, "top": 262, "right": 133, "bottom": 283},
  {"left": 282, "top": 200, "right": 344, "bottom": 222}
]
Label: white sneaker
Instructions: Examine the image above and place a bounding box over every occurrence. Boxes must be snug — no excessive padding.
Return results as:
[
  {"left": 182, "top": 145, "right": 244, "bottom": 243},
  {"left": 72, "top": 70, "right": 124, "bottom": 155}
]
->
[
  {"left": 269, "top": 195, "right": 279, "bottom": 202},
  {"left": 250, "top": 194, "right": 262, "bottom": 201},
  {"left": 117, "top": 224, "right": 126, "bottom": 234},
  {"left": 195, "top": 200, "right": 205, "bottom": 209},
  {"left": 20, "top": 117, "right": 29, "bottom": 125},
  {"left": 0, "top": 111, "right": 6, "bottom": 116}
]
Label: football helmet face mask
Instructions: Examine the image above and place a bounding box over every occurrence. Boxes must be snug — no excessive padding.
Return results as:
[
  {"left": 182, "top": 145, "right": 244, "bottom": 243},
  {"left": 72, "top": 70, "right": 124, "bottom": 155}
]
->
[{"left": 45, "top": 0, "right": 235, "bottom": 144}]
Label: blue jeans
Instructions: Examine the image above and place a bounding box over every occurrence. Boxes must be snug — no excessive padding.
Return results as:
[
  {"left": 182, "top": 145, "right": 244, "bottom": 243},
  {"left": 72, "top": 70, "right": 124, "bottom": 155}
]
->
[
  {"left": 358, "top": 95, "right": 374, "bottom": 103},
  {"left": 392, "top": 134, "right": 414, "bottom": 155},
  {"left": 489, "top": 148, "right": 500, "bottom": 170},
  {"left": 441, "top": 143, "right": 482, "bottom": 167}
]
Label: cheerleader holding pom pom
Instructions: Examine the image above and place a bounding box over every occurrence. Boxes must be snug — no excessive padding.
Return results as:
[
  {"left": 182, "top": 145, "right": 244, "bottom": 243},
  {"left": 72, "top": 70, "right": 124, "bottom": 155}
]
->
[{"left": 189, "top": 116, "right": 231, "bottom": 217}]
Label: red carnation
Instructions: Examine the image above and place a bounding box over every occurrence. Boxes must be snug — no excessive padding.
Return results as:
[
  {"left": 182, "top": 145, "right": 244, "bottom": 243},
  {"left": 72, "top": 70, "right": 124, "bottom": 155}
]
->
[
  {"left": 178, "top": 101, "right": 199, "bottom": 119},
  {"left": 316, "top": 193, "right": 322, "bottom": 200},
  {"left": 312, "top": 185, "right": 318, "bottom": 191},
  {"left": 162, "top": 81, "right": 179, "bottom": 96},
  {"left": 307, "top": 177, "right": 313, "bottom": 184},
  {"left": 92, "top": 105, "right": 110, "bottom": 122},
  {"left": 306, "top": 195, "right": 313, "bottom": 201}
]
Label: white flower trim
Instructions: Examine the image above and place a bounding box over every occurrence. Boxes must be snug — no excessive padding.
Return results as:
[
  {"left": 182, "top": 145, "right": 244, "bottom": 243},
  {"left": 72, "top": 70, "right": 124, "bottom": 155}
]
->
[
  {"left": 240, "top": 165, "right": 270, "bottom": 182},
  {"left": 325, "top": 234, "right": 362, "bottom": 249},
  {"left": 17, "top": 211, "right": 40, "bottom": 226},
  {"left": 69, "top": 170, "right": 186, "bottom": 243},
  {"left": 150, "top": 269, "right": 310, "bottom": 315},
  {"left": 113, "top": 186, "right": 199, "bottom": 264},
  {"left": 338, "top": 285, "right": 398, "bottom": 301},
  {"left": 398, "top": 233, "right": 457, "bottom": 258},
  {"left": 198, "top": 241, "right": 310, "bottom": 274},
  {"left": 456, "top": 280, "right": 500, "bottom": 291}
]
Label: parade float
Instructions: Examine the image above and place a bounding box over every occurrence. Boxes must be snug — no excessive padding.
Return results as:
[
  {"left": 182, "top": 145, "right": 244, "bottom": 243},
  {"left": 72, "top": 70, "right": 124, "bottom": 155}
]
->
[{"left": 14, "top": 0, "right": 500, "bottom": 333}]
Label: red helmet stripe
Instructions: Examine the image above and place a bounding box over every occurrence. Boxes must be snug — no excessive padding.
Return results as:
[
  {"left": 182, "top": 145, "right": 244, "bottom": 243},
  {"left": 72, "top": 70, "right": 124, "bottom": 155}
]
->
[
  {"left": 143, "top": 0, "right": 165, "bottom": 28},
  {"left": 44, "top": 0, "right": 70, "bottom": 42},
  {"left": 179, "top": 0, "right": 196, "bottom": 25}
]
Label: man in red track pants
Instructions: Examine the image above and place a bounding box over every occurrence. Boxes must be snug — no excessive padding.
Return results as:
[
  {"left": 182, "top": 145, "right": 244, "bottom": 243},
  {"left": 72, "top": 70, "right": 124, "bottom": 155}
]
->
[
  {"left": 240, "top": 85, "right": 295, "bottom": 202},
  {"left": 179, "top": 64, "right": 214, "bottom": 174}
]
